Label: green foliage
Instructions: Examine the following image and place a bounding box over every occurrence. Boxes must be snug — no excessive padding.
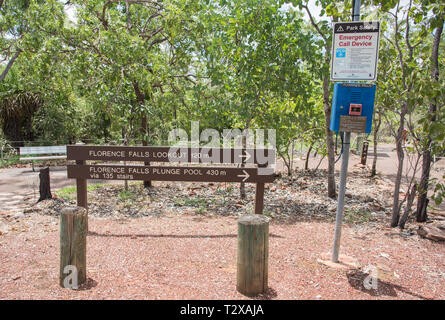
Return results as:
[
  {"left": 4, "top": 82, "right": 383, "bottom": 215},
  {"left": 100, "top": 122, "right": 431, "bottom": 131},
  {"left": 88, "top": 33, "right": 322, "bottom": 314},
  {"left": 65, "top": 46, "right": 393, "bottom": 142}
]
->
[
  {"left": 173, "top": 196, "right": 208, "bottom": 213},
  {"left": 55, "top": 183, "right": 104, "bottom": 200},
  {"left": 431, "top": 175, "right": 445, "bottom": 206},
  {"left": 0, "top": 0, "right": 443, "bottom": 213},
  {"left": 344, "top": 208, "right": 375, "bottom": 224},
  {"left": 119, "top": 189, "right": 137, "bottom": 202}
]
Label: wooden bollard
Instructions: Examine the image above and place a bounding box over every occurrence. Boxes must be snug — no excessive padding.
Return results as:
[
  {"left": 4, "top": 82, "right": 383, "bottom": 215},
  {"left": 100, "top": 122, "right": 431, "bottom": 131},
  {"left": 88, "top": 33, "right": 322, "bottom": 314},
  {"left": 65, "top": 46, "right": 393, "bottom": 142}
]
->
[
  {"left": 237, "top": 215, "right": 269, "bottom": 296},
  {"left": 59, "top": 206, "right": 87, "bottom": 288}
]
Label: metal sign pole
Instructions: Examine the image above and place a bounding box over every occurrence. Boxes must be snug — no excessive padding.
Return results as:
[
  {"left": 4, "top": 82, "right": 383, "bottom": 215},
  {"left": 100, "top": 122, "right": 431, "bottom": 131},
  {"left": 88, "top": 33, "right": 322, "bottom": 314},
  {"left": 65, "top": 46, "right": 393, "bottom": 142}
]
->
[
  {"left": 331, "top": 132, "right": 350, "bottom": 262},
  {"left": 331, "top": 0, "right": 361, "bottom": 263}
]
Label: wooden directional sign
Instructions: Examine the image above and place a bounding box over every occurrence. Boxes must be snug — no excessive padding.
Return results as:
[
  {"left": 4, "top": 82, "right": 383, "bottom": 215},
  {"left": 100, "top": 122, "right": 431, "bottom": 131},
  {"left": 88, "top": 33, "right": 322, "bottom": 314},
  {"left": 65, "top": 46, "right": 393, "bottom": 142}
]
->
[
  {"left": 68, "top": 165, "right": 275, "bottom": 183},
  {"left": 67, "top": 145, "right": 275, "bottom": 165},
  {"left": 66, "top": 144, "right": 276, "bottom": 216}
]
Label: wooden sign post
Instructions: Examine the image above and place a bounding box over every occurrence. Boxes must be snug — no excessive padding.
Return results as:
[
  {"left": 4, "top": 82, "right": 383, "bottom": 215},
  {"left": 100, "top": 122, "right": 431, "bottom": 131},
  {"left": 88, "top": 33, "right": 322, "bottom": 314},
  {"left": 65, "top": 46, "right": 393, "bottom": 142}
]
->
[
  {"left": 237, "top": 215, "right": 269, "bottom": 296},
  {"left": 66, "top": 145, "right": 276, "bottom": 218}
]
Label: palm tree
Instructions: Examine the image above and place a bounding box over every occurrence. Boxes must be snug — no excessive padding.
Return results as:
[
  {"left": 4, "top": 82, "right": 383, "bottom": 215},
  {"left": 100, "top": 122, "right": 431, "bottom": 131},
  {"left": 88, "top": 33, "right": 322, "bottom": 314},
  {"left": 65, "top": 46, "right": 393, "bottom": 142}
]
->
[{"left": 0, "top": 91, "right": 43, "bottom": 147}]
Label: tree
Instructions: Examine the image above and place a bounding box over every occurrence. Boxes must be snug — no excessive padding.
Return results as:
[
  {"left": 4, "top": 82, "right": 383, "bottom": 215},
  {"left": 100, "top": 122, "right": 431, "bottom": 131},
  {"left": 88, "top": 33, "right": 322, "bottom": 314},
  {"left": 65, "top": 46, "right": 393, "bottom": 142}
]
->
[
  {"left": 415, "top": 2, "right": 444, "bottom": 222},
  {"left": 0, "top": 0, "right": 70, "bottom": 145},
  {"left": 48, "top": 0, "right": 201, "bottom": 186},
  {"left": 374, "top": 0, "right": 443, "bottom": 227},
  {"left": 292, "top": 0, "right": 356, "bottom": 198},
  {"left": 0, "top": 89, "right": 42, "bottom": 146},
  {"left": 196, "top": 0, "right": 318, "bottom": 193},
  {"left": 0, "top": 0, "right": 61, "bottom": 83}
]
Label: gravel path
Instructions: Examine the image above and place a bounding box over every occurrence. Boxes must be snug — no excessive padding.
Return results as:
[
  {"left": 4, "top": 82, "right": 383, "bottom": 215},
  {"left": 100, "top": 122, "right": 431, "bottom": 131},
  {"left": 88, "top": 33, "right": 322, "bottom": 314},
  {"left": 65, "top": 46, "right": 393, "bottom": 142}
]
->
[
  {"left": 0, "top": 213, "right": 444, "bottom": 300},
  {"left": 0, "top": 192, "right": 35, "bottom": 216},
  {"left": 0, "top": 144, "right": 444, "bottom": 300}
]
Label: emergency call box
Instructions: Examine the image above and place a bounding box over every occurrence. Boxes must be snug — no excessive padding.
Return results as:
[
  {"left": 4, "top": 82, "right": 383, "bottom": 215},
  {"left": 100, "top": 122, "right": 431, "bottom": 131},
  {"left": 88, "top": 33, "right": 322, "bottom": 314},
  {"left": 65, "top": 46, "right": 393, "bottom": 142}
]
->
[{"left": 330, "top": 83, "right": 376, "bottom": 134}]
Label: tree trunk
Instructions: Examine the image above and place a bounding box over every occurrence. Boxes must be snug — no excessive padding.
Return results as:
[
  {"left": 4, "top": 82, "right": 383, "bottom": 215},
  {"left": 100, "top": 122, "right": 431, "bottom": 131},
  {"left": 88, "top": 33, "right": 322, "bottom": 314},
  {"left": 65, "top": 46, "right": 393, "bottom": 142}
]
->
[
  {"left": 240, "top": 133, "right": 247, "bottom": 199},
  {"left": 103, "top": 113, "right": 110, "bottom": 143},
  {"left": 304, "top": 143, "right": 313, "bottom": 171},
  {"left": 315, "top": 154, "right": 325, "bottom": 171},
  {"left": 141, "top": 116, "right": 152, "bottom": 188},
  {"left": 417, "top": 144, "right": 432, "bottom": 222},
  {"left": 279, "top": 152, "right": 292, "bottom": 176},
  {"left": 399, "top": 183, "right": 417, "bottom": 229},
  {"left": 371, "top": 110, "right": 382, "bottom": 177},
  {"left": 356, "top": 134, "right": 362, "bottom": 154},
  {"left": 2, "top": 117, "right": 24, "bottom": 147},
  {"left": 133, "top": 81, "right": 151, "bottom": 188},
  {"left": 38, "top": 167, "right": 52, "bottom": 202},
  {"left": 290, "top": 140, "right": 295, "bottom": 182},
  {"left": 391, "top": 113, "right": 406, "bottom": 227},
  {"left": 122, "top": 126, "right": 129, "bottom": 191},
  {"left": 0, "top": 50, "right": 21, "bottom": 83},
  {"left": 416, "top": 19, "right": 443, "bottom": 222},
  {"left": 239, "top": 171, "right": 246, "bottom": 199},
  {"left": 322, "top": 75, "right": 336, "bottom": 198},
  {"left": 361, "top": 141, "right": 369, "bottom": 165}
]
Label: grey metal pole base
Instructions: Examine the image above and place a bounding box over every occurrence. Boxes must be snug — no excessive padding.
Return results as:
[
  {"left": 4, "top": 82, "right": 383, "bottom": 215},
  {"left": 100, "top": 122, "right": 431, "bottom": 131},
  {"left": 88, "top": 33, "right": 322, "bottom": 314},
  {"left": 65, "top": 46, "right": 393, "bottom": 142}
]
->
[{"left": 332, "top": 132, "right": 351, "bottom": 262}]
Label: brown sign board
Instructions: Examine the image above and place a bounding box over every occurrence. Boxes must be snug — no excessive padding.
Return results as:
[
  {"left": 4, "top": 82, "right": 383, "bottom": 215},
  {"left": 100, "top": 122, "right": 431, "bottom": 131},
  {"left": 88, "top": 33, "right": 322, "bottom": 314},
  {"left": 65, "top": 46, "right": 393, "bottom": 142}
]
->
[
  {"left": 67, "top": 145, "right": 275, "bottom": 165},
  {"left": 68, "top": 165, "right": 275, "bottom": 183},
  {"left": 67, "top": 144, "right": 275, "bottom": 215},
  {"left": 339, "top": 116, "right": 367, "bottom": 133}
]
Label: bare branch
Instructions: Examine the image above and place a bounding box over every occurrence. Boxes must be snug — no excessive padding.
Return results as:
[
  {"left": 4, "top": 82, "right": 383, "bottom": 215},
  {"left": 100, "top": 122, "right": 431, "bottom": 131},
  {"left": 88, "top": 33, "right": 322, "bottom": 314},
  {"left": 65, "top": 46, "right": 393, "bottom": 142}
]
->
[
  {"left": 382, "top": 111, "right": 398, "bottom": 138},
  {"left": 405, "top": 0, "right": 414, "bottom": 60},
  {"left": 391, "top": 0, "right": 407, "bottom": 90},
  {"left": 140, "top": 26, "right": 163, "bottom": 40},
  {"left": 0, "top": 50, "right": 22, "bottom": 83},
  {"left": 147, "top": 36, "right": 168, "bottom": 50},
  {"left": 126, "top": 1, "right": 131, "bottom": 31},
  {"left": 301, "top": 3, "right": 328, "bottom": 45},
  {"left": 431, "top": 18, "right": 444, "bottom": 81},
  {"left": 170, "top": 74, "right": 197, "bottom": 85}
]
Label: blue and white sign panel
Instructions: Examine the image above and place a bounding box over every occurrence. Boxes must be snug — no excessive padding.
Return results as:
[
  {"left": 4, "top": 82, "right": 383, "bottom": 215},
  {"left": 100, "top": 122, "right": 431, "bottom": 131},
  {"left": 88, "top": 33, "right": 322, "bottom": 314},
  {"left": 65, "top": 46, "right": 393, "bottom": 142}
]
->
[{"left": 331, "top": 21, "right": 380, "bottom": 81}]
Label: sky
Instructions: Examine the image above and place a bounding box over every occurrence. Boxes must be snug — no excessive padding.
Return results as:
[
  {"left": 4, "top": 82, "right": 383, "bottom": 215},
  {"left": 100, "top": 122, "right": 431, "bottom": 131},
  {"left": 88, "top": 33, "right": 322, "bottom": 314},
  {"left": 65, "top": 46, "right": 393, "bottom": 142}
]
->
[
  {"left": 64, "top": 2, "right": 76, "bottom": 23},
  {"left": 63, "top": 0, "right": 324, "bottom": 24},
  {"left": 63, "top": 0, "right": 413, "bottom": 26},
  {"left": 282, "top": 0, "right": 323, "bottom": 20}
]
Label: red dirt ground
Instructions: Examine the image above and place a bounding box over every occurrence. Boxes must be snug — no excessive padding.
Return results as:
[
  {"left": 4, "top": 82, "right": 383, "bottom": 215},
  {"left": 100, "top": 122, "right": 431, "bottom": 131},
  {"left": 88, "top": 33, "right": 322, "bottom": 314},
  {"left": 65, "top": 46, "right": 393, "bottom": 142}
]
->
[{"left": 0, "top": 213, "right": 443, "bottom": 300}]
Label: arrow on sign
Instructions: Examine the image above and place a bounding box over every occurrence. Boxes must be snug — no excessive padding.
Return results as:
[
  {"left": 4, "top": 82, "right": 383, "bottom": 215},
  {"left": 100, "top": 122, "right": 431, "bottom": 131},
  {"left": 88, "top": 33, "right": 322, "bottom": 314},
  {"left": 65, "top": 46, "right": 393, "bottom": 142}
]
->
[
  {"left": 240, "top": 152, "right": 251, "bottom": 162},
  {"left": 237, "top": 170, "right": 250, "bottom": 182}
]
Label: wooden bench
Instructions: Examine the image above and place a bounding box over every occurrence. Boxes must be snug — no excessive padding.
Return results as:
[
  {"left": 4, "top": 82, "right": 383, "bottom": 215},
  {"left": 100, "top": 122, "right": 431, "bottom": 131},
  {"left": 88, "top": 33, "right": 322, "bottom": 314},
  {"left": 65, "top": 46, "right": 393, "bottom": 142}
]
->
[{"left": 19, "top": 145, "right": 67, "bottom": 171}]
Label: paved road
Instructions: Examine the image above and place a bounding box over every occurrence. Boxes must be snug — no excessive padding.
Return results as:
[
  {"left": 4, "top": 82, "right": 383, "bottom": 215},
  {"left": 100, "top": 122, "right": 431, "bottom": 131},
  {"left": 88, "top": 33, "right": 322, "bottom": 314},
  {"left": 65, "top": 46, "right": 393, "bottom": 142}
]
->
[
  {"left": 0, "top": 144, "right": 443, "bottom": 214},
  {"left": 0, "top": 166, "right": 110, "bottom": 214},
  {"left": 277, "top": 143, "right": 444, "bottom": 180}
]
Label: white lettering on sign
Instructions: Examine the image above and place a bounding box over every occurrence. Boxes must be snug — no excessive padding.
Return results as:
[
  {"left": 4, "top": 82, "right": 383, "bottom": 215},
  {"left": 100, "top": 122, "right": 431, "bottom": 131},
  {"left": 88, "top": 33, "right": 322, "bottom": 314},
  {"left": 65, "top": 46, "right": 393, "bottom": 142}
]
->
[
  {"left": 184, "top": 168, "right": 203, "bottom": 175},
  {"left": 331, "top": 21, "right": 380, "bottom": 81},
  {"left": 191, "top": 152, "right": 210, "bottom": 159},
  {"left": 89, "top": 166, "right": 125, "bottom": 174},
  {"left": 117, "top": 174, "right": 133, "bottom": 179},
  {"left": 152, "top": 168, "right": 180, "bottom": 175},
  {"left": 89, "top": 150, "right": 126, "bottom": 158},
  {"left": 128, "top": 167, "right": 150, "bottom": 174},
  {"left": 151, "top": 151, "right": 187, "bottom": 159},
  {"left": 128, "top": 151, "right": 150, "bottom": 158}
]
